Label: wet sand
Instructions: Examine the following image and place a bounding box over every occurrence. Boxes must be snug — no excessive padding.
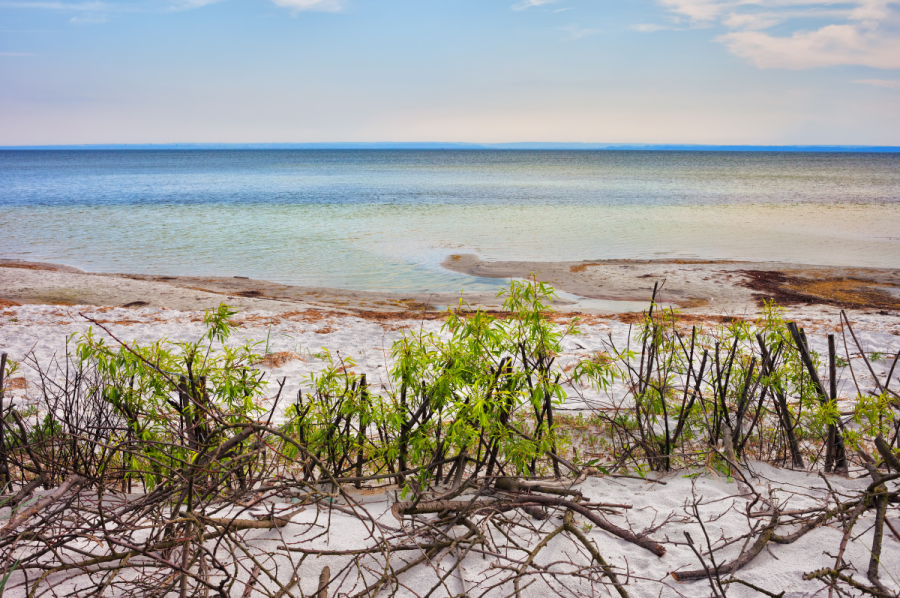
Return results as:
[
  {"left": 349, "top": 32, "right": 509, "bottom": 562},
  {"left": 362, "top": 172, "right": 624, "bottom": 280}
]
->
[
  {"left": 0, "top": 260, "right": 511, "bottom": 316},
  {"left": 443, "top": 254, "right": 900, "bottom": 314},
  {"left": 2, "top": 258, "right": 900, "bottom": 320}
]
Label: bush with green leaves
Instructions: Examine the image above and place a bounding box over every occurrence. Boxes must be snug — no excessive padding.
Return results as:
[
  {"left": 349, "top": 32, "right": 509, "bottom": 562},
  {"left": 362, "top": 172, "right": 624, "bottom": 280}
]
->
[
  {"left": 8, "top": 278, "right": 895, "bottom": 493},
  {"left": 71, "top": 304, "right": 268, "bottom": 489},
  {"left": 574, "top": 297, "right": 897, "bottom": 475},
  {"left": 281, "top": 278, "right": 586, "bottom": 492}
]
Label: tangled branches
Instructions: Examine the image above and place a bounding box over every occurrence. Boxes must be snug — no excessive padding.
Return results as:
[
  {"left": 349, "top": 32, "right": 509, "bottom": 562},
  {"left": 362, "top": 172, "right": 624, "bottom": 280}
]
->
[{"left": 0, "top": 280, "right": 897, "bottom": 597}]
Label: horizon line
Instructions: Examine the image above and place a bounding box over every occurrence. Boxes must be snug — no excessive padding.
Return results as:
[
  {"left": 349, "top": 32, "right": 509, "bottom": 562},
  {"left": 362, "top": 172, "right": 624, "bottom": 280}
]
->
[{"left": 2, "top": 142, "right": 900, "bottom": 152}]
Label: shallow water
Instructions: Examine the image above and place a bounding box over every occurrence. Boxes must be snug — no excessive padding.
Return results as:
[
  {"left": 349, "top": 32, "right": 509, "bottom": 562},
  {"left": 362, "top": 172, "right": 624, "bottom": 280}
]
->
[{"left": 1, "top": 150, "right": 898, "bottom": 292}]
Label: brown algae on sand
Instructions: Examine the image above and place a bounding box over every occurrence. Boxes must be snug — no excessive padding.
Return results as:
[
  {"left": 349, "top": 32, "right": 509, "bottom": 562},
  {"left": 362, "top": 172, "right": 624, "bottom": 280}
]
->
[{"left": 741, "top": 270, "right": 900, "bottom": 309}]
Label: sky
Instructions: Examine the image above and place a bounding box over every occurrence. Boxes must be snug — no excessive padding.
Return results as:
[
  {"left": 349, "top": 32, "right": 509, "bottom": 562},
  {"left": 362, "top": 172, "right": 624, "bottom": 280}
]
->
[{"left": 1, "top": 0, "right": 899, "bottom": 145}]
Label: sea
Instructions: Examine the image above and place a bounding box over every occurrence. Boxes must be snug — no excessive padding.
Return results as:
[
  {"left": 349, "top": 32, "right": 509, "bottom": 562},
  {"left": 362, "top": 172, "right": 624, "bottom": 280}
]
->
[{"left": 1, "top": 150, "right": 899, "bottom": 292}]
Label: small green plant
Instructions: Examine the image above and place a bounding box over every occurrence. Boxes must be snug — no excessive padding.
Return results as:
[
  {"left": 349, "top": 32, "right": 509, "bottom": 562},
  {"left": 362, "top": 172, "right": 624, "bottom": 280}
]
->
[
  {"left": 3, "top": 358, "right": 19, "bottom": 378},
  {"left": 73, "top": 303, "right": 267, "bottom": 489}
]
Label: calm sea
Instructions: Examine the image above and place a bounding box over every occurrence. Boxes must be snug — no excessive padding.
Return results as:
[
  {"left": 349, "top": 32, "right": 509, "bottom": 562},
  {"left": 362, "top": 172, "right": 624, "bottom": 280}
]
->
[{"left": 1, "top": 150, "right": 899, "bottom": 292}]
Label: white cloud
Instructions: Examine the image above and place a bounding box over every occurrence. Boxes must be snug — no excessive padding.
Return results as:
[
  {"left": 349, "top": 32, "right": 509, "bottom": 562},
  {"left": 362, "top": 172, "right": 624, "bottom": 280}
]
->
[
  {"left": 270, "top": 0, "right": 343, "bottom": 11},
  {"left": 721, "top": 12, "right": 781, "bottom": 30},
  {"left": 655, "top": 0, "right": 900, "bottom": 69},
  {"left": 631, "top": 23, "right": 670, "bottom": 32},
  {"left": 848, "top": 0, "right": 897, "bottom": 21},
  {"left": 717, "top": 23, "right": 900, "bottom": 69},
  {"left": 511, "top": 0, "right": 560, "bottom": 11},
  {"left": 658, "top": 0, "right": 727, "bottom": 22},
  {"left": 855, "top": 78, "right": 900, "bottom": 87}
]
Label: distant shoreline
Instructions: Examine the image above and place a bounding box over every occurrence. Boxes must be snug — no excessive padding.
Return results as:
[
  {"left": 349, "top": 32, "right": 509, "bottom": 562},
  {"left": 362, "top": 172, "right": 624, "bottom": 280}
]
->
[{"left": 3, "top": 143, "right": 900, "bottom": 152}]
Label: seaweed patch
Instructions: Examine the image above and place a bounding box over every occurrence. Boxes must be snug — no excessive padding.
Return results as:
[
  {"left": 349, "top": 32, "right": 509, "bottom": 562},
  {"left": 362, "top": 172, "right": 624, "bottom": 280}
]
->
[{"left": 739, "top": 270, "right": 900, "bottom": 309}]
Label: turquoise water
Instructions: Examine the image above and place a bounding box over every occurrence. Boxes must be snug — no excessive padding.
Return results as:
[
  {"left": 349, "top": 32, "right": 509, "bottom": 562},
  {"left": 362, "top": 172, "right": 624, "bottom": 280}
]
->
[{"left": 1, "top": 150, "right": 899, "bottom": 292}]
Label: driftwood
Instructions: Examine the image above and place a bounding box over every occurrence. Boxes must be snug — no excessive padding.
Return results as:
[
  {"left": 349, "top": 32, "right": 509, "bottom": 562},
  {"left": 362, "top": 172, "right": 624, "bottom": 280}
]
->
[
  {"left": 495, "top": 475, "right": 584, "bottom": 498},
  {"left": 770, "top": 499, "right": 860, "bottom": 545},
  {"left": 392, "top": 486, "right": 666, "bottom": 557},
  {"left": 875, "top": 434, "right": 900, "bottom": 472},
  {"left": 803, "top": 568, "right": 898, "bottom": 598},
  {"left": 316, "top": 565, "right": 331, "bottom": 598},
  {"left": 202, "top": 505, "right": 306, "bottom": 530},
  {"left": 0, "top": 474, "right": 47, "bottom": 510},
  {"left": 1, "top": 474, "right": 87, "bottom": 535},
  {"left": 512, "top": 494, "right": 666, "bottom": 556},
  {"left": 562, "top": 512, "right": 631, "bottom": 598},
  {"left": 672, "top": 509, "right": 779, "bottom": 581}
]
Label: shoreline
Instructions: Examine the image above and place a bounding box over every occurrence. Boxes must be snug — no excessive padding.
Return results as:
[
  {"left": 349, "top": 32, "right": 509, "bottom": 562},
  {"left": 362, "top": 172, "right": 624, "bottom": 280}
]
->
[
  {"left": 3, "top": 257, "right": 899, "bottom": 319},
  {"left": 0, "top": 259, "right": 510, "bottom": 316},
  {"left": 4, "top": 259, "right": 897, "bottom": 413},
  {"left": 443, "top": 254, "right": 900, "bottom": 314}
]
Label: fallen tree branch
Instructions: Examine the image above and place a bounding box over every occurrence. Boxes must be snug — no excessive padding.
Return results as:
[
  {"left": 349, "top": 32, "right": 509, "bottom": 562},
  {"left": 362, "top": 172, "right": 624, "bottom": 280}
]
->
[
  {"left": 513, "top": 494, "right": 666, "bottom": 557},
  {"left": 803, "top": 568, "right": 898, "bottom": 598},
  {"left": 0, "top": 474, "right": 47, "bottom": 510},
  {"left": 1, "top": 474, "right": 86, "bottom": 535},
  {"left": 672, "top": 508, "right": 778, "bottom": 581},
  {"left": 562, "top": 510, "right": 630, "bottom": 598}
]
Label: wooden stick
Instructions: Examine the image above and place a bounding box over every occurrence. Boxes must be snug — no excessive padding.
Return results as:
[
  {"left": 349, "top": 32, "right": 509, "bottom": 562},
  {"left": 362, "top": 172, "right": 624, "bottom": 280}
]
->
[
  {"left": 241, "top": 565, "right": 261, "bottom": 598},
  {"left": 826, "top": 335, "right": 837, "bottom": 473},
  {"left": 841, "top": 311, "right": 898, "bottom": 399},
  {"left": 672, "top": 508, "right": 778, "bottom": 581},
  {"left": 564, "top": 513, "right": 630, "bottom": 598},
  {"left": 513, "top": 494, "right": 667, "bottom": 556},
  {"left": 0, "top": 352, "right": 8, "bottom": 489},
  {"left": 756, "top": 335, "right": 804, "bottom": 469},
  {"left": 787, "top": 323, "right": 848, "bottom": 471},
  {"left": 1, "top": 474, "right": 87, "bottom": 535},
  {"left": 317, "top": 565, "right": 331, "bottom": 598},
  {"left": 1, "top": 474, "right": 46, "bottom": 510},
  {"left": 874, "top": 435, "right": 900, "bottom": 472}
]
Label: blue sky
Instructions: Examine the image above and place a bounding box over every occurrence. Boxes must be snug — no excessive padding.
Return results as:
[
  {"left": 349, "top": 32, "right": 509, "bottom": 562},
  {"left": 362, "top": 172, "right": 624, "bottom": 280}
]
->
[{"left": 1, "top": 0, "right": 898, "bottom": 145}]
